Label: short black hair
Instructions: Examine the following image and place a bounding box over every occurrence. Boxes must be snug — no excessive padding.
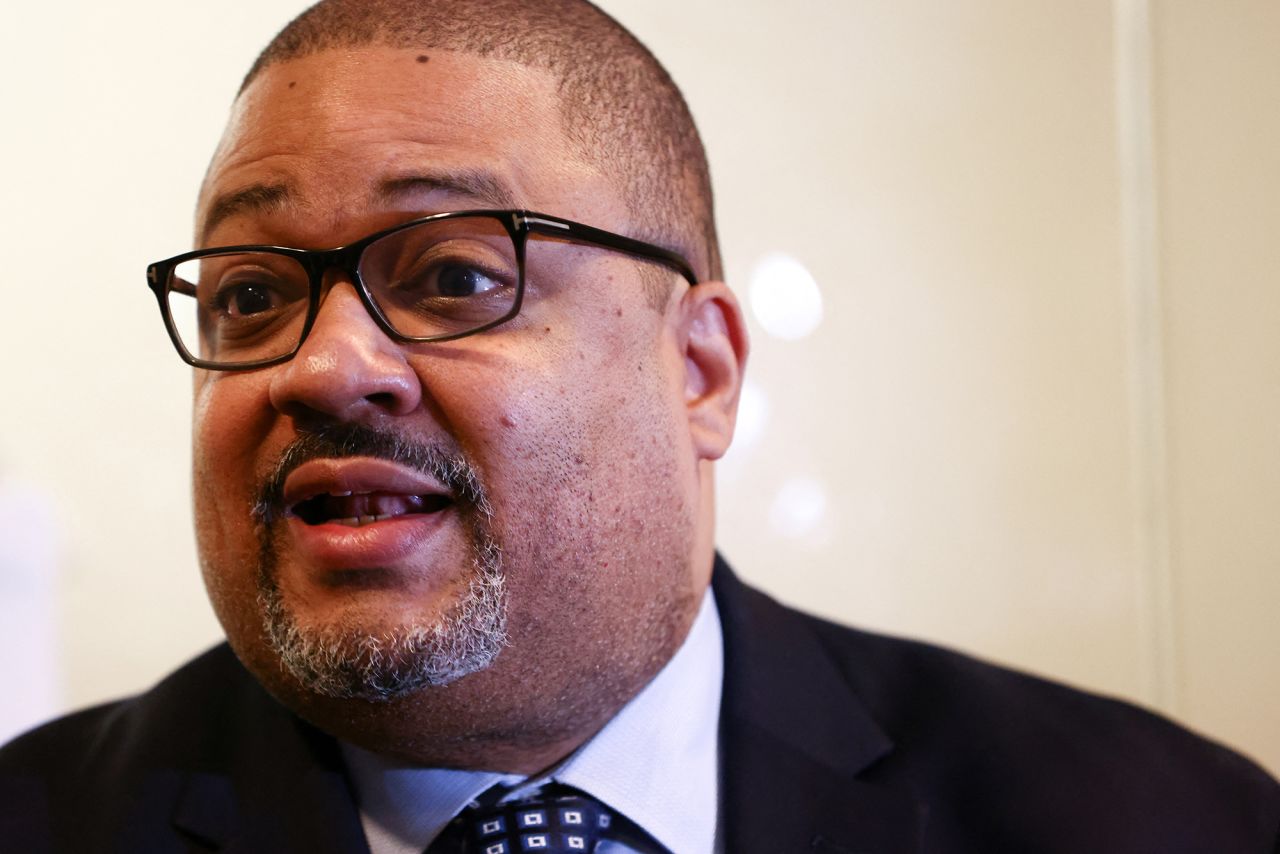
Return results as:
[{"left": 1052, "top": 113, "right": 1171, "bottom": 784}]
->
[{"left": 241, "top": 0, "right": 722, "bottom": 294}]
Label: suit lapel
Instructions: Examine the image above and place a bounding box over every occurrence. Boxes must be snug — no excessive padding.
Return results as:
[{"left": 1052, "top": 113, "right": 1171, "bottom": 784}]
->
[
  {"left": 713, "top": 557, "right": 926, "bottom": 853},
  {"left": 169, "top": 671, "right": 370, "bottom": 853}
]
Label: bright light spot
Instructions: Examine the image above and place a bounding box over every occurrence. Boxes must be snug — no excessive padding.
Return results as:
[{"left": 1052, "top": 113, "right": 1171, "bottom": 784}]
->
[
  {"left": 749, "top": 252, "right": 823, "bottom": 341},
  {"left": 731, "top": 378, "right": 768, "bottom": 452},
  {"left": 769, "top": 476, "right": 828, "bottom": 539}
]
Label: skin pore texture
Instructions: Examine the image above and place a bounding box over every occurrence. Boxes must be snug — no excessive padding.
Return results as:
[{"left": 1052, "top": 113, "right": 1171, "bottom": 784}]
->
[{"left": 192, "top": 47, "right": 747, "bottom": 772}]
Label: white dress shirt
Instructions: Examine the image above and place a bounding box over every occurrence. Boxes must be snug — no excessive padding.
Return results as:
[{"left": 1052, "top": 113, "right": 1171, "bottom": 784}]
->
[{"left": 342, "top": 589, "right": 723, "bottom": 853}]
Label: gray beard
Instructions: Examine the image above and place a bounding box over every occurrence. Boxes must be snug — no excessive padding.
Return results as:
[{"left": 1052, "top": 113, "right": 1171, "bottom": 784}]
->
[
  {"left": 250, "top": 425, "right": 510, "bottom": 702},
  {"left": 256, "top": 537, "right": 507, "bottom": 702}
]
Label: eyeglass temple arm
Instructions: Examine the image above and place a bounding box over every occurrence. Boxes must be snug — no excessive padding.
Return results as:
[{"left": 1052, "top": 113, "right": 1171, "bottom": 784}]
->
[{"left": 520, "top": 214, "right": 699, "bottom": 286}]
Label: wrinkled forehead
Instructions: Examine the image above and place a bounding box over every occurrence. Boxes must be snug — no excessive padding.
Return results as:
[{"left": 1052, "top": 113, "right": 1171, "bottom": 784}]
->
[{"left": 196, "top": 47, "right": 618, "bottom": 245}]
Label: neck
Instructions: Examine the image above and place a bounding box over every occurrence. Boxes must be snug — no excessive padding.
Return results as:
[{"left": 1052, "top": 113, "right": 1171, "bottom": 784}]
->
[{"left": 278, "top": 682, "right": 625, "bottom": 774}]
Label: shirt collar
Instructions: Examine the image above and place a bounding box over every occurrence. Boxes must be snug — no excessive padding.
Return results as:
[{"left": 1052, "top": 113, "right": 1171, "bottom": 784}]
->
[
  {"left": 552, "top": 588, "right": 722, "bottom": 852},
  {"left": 342, "top": 589, "right": 723, "bottom": 854},
  {"left": 339, "top": 749, "right": 518, "bottom": 853}
]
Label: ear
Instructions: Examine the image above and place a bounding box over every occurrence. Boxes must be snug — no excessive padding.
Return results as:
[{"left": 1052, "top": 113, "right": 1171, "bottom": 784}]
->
[{"left": 675, "top": 281, "right": 750, "bottom": 461}]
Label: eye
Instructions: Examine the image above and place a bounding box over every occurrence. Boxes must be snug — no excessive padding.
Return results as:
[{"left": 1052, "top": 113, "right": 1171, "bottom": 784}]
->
[
  {"left": 219, "top": 281, "right": 282, "bottom": 317},
  {"left": 385, "top": 255, "right": 511, "bottom": 306},
  {"left": 359, "top": 225, "right": 521, "bottom": 329},
  {"left": 432, "top": 263, "right": 503, "bottom": 298},
  {"left": 199, "top": 260, "right": 307, "bottom": 319},
  {"left": 176, "top": 253, "right": 310, "bottom": 358}
]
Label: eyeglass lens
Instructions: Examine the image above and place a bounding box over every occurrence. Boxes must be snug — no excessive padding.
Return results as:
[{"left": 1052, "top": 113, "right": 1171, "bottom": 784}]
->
[{"left": 164, "top": 214, "right": 521, "bottom": 365}]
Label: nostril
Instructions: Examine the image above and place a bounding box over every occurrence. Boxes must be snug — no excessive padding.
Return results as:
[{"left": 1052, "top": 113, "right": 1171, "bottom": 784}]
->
[
  {"left": 365, "top": 391, "right": 402, "bottom": 409},
  {"left": 275, "top": 402, "right": 340, "bottom": 433}
]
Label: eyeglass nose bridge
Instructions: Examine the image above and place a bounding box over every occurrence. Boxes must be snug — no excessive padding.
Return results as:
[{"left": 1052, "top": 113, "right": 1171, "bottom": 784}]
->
[{"left": 290, "top": 241, "right": 411, "bottom": 352}]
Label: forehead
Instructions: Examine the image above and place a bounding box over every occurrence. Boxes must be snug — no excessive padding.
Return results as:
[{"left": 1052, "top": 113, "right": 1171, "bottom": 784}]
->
[{"left": 198, "top": 47, "right": 614, "bottom": 245}]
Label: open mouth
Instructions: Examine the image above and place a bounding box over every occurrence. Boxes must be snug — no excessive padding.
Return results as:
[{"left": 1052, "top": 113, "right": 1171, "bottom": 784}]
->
[{"left": 290, "top": 491, "right": 453, "bottom": 527}]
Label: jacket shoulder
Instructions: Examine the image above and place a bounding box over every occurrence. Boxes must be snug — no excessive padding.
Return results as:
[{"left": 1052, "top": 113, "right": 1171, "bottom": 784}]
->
[
  {"left": 1, "top": 644, "right": 257, "bottom": 774},
  {"left": 802, "top": 603, "right": 1280, "bottom": 849},
  {"left": 0, "top": 644, "right": 304, "bottom": 851},
  {"left": 714, "top": 565, "right": 1279, "bottom": 851}
]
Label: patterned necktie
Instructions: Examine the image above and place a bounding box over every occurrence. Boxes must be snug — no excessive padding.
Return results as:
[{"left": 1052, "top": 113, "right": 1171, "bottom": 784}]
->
[{"left": 425, "top": 783, "right": 621, "bottom": 853}]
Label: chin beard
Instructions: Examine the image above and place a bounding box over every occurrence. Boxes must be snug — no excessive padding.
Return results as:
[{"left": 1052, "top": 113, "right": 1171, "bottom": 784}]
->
[
  {"left": 250, "top": 424, "right": 510, "bottom": 702},
  {"left": 257, "top": 538, "right": 508, "bottom": 702}
]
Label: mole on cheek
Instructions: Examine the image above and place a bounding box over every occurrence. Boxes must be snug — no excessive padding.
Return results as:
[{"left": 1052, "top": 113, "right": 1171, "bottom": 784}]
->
[
  {"left": 416, "top": 54, "right": 430, "bottom": 64},
  {"left": 288, "top": 81, "right": 296, "bottom": 89}
]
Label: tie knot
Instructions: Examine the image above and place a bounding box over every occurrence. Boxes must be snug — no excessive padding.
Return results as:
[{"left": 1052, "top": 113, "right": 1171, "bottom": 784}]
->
[{"left": 430, "top": 783, "right": 611, "bottom": 853}]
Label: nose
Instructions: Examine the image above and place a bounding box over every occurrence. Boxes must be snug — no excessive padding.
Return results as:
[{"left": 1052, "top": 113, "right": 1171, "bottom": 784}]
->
[{"left": 268, "top": 283, "right": 423, "bottom": 423}]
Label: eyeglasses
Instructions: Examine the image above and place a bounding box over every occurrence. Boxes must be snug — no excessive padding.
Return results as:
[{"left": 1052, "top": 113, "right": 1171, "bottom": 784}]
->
[{"left": 147, "top": 209, "right": 699, "bottom": 371}]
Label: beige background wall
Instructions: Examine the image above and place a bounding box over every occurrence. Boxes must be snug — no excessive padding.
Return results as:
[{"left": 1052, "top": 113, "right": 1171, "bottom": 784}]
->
[{"left": 0, "top": 2, "right": 1275, "bottom": 775}]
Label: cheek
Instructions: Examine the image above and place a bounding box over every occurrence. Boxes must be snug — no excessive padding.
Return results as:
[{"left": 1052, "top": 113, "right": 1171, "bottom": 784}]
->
[
  {"left": 476, "top": 343, "right": 700, "bottom": 679},
  {"left": 191, "top": 373, "right": 277, "bottom": 597},
  {"left": 192, "top": 372, "right": 277, "bottom": 480},
  {"left": 473, "top": 320, "right": 673, "bottom": 463},
  {"left": 470, "top": 323, "right": 693, "bottom": 560}
]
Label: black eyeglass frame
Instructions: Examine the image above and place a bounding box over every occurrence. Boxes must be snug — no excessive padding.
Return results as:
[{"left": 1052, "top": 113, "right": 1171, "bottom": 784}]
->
[{"left": 146, "top": 209, "right": 700, "bottom": 371}]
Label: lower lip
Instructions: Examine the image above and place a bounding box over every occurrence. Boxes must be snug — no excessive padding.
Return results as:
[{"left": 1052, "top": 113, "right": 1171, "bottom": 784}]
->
[{"left": 284, "top": 510, "right": 455, "bottom": 570}]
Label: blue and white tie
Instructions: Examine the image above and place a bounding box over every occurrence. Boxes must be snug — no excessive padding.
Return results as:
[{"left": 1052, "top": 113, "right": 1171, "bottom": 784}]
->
[{"left": 424, "top": 783, "right": 666, "bottom": 853}]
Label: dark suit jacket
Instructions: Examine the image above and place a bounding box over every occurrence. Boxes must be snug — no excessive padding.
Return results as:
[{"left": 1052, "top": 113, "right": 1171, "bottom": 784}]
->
[{"left": 2, "top": 557, "right": 1277, "bottom": 852}]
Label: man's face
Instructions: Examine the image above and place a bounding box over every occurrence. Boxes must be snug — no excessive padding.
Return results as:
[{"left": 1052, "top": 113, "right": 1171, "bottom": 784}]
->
[{"left": 192, "top": 47, "right": 714, "bottom": 763}]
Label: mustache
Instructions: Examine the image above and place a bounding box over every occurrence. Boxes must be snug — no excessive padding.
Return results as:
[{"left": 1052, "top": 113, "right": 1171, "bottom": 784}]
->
[{"left": 250, "top": 423, "right": 490, "bottom": 527}]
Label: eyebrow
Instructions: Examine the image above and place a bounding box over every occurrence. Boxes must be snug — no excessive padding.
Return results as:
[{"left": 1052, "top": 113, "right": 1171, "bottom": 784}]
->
[
  {"left": 376, "top": 170, "right": 517, "bottom": 209},
  {"left": 200, "top": 183, "right": 291, "bottom": 243},
  {"left": 200, "top": 170, "right": 520, "bottom": 244}
]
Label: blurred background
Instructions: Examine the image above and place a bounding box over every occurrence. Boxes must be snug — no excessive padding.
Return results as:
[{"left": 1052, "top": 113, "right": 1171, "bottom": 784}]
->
[{"left": 1, "top": 1, "right": 1276, "bottom": 775}]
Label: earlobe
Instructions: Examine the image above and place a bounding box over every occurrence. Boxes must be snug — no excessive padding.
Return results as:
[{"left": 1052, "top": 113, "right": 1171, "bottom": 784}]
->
[{"left": 679, "top": 281, "right": 750, "bottom": 461}]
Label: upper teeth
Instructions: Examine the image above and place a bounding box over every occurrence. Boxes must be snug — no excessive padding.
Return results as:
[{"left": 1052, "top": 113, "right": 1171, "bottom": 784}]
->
[{"left": 332, "top": 514, "right": 397, "bottom": 527}]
